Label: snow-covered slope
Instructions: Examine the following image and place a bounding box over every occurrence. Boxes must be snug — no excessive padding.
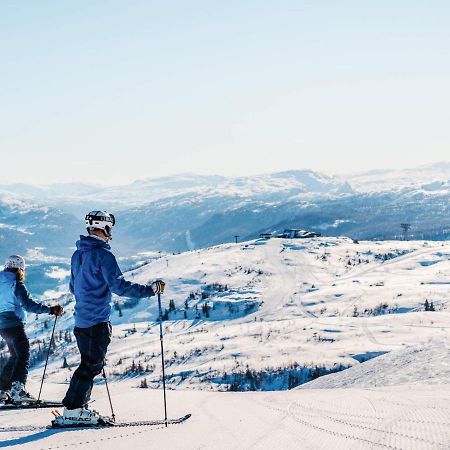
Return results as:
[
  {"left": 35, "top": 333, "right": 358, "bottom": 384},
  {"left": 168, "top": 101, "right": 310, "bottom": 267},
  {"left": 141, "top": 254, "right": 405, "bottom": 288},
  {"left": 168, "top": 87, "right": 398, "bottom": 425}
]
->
[
  {"left": 2, "top": 375, "right": 450, "bottom": 449},
  {"left": 2, "top": 237, "right": 450, "bottom": 449},
  {"left": 0, "top": 171, "right": 350, "bottom": 207},
  {"left": 342, "top": 161, "right": 450, "bottom": 192},
  {"left": 22, "top": 237, "right": 450, "bottom": 392},
  {"left": 301, "top": 340, "right": 450, "bottom": 389}
]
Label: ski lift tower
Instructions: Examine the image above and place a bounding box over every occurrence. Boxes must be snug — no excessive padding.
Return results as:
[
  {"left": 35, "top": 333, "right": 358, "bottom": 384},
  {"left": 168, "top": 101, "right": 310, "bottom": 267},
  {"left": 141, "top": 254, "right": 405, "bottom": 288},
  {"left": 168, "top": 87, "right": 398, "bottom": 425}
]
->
[{"left": 401, "top": 223, "right": 411, "bottom": 241}]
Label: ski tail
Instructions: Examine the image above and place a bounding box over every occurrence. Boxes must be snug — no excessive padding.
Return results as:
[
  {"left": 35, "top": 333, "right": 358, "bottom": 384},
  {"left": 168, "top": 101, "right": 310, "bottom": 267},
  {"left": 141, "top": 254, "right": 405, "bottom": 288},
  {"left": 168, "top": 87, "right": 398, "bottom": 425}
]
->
[{"left": 0, "top": 400, "right": 62, "bottom": 410}]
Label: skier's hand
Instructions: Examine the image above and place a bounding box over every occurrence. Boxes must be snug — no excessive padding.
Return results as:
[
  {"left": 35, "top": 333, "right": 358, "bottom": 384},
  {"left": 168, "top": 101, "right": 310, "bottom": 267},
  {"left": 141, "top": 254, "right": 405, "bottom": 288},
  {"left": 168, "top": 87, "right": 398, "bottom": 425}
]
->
[
  {"left": 50, "top": 305, "right": 64, "bottom": 317},
  {"left": 151, "top": 280, "right": 165, "bottom": 295}
]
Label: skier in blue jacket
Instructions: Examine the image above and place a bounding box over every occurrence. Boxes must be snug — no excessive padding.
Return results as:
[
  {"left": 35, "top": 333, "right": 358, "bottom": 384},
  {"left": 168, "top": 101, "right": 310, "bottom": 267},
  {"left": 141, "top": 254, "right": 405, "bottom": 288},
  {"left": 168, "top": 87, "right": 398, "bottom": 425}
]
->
[
  {"left": 0, "top": 255, "right": 63, "bottom": 403},
  {"left": 55, "top": 211, "right": 165, "bottom": 426}
]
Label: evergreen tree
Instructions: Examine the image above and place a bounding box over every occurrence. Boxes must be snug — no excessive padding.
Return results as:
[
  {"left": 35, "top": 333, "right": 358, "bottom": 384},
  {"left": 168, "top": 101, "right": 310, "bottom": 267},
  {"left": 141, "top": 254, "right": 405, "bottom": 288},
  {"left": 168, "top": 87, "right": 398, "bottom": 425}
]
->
[{"left": 311, "top": 366, "right": 321, "bottom": 380}]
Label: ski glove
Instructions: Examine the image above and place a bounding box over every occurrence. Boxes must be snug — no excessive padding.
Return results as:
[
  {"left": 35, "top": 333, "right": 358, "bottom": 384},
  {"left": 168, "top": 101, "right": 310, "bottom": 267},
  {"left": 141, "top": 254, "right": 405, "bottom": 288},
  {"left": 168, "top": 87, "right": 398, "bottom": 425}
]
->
[
  {"left": 49, "top": 305, "right": 64, "bottom": 317},
  {"left": 151, "top": 280, "right": 165, "bottom": 295}
]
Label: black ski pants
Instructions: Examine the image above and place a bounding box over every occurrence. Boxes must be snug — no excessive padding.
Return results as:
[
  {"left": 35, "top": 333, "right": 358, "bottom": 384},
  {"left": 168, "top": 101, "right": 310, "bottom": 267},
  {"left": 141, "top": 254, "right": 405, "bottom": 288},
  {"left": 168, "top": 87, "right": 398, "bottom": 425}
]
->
[
  {"left": 0, "top": 325, "right": 30, "bottom": 390},
  {"left": 62, "top": 321, "right": 111, "bottom": 409}
]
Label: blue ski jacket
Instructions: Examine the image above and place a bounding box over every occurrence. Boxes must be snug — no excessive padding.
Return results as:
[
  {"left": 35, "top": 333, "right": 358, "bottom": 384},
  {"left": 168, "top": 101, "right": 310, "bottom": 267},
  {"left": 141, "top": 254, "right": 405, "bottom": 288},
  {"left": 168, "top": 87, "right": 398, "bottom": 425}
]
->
[
  {"left": 0, "top": 270, "right": 50, "bottom": 329},
  {"left": 70, "top": 235, "right": 154, "bottom": 328}
]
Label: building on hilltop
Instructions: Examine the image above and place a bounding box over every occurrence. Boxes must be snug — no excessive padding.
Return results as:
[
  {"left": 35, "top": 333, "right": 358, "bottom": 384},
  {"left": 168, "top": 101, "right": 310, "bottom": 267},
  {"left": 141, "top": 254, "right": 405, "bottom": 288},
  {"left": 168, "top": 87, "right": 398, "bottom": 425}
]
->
[{"left": 278, "top": 229, "right": 321, "bottom": 239}]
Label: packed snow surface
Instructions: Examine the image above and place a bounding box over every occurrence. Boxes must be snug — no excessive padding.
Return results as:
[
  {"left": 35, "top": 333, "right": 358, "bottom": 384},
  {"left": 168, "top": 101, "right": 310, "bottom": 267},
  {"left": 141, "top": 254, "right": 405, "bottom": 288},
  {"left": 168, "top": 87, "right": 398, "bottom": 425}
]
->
[{"left": 0, "top": 380, "right": 449, "bottom": 449}]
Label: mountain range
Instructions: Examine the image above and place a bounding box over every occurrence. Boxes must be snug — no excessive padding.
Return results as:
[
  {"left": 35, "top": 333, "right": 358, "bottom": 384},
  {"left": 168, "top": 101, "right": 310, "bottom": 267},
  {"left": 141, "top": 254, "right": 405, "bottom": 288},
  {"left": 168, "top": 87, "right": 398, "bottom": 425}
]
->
[{"left": 0, "top": 163, "right": 449, "bottom": 260}]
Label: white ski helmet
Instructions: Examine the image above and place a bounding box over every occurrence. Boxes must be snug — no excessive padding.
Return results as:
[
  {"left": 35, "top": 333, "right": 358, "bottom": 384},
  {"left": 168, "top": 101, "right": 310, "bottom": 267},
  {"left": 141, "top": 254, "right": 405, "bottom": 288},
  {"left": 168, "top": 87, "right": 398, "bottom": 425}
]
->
[
  {"left": 85, "top": 211, "right": 116, "bottom": 238},
  {"left": 5, "top": 255, "right": 25, "bottom": 271}
]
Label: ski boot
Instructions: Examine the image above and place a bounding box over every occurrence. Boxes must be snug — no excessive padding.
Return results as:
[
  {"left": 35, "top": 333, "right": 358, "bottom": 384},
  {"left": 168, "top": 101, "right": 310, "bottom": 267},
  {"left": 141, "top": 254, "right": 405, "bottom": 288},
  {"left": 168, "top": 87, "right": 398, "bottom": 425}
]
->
[
  {"left": 51, "top": 405, "right": 113, "bottom": 428},
  {"left": 0, "top": 390, "right": 11, "bottom": 403},
  {"left": 10, "top": 381, "right": 36, "bottom": 403}
]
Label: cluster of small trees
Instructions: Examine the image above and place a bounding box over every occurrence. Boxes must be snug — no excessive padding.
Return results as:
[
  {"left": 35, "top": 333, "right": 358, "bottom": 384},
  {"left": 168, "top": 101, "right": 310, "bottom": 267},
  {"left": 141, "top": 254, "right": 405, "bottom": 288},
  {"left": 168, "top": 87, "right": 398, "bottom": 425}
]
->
[
  {"left": 352, "top": 303, "right": 398, "bottom": 317},
  {"left": 219, "top": 362, "right": 349, "bottom": 391},
  {"left": 336, "top": 250, "right": 410, "bottom": 268},
  {"left": 18, "top": 328, "right": 74, "bottom": 371},
  {"left": 159, "top": 283, "right": 232, "bottom": 321},
  {"left": 128, "top": 360, "right": 154, "bottom": 373},
  {"left": 424, "top": 300, "right": 436, "bottom": 311},
  {"left": 113, "top": 297, "right": 140, "bottom": 317},
  {"left": 312, "top": 332, "right": 335, "bottom": 343},
  {"left": 346, "top": 257, "right": 370, "bottom": 266},
  {"left": 230, "top": 266, "right": 265, "bottom": 276},
  {"left": 374, "top": 250, "right": 410, "bottom": 262},
  {"left": 111, "top": 359, "right": 155, "bottom": 378}
]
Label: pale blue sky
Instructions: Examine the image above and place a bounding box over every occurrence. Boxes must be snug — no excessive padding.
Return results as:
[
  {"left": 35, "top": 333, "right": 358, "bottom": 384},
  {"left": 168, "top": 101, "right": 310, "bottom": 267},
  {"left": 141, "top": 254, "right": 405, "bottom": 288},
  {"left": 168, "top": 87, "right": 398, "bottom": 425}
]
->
[{"left": 0, "top": 1, "right": 449, "bottom": 184}]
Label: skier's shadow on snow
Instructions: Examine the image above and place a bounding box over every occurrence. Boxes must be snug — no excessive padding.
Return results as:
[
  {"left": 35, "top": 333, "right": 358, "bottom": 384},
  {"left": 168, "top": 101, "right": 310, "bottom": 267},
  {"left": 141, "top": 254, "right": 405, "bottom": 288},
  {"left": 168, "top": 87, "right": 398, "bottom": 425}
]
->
[{"left": 0, "top": 428, "right": 75, "bottom": 447}]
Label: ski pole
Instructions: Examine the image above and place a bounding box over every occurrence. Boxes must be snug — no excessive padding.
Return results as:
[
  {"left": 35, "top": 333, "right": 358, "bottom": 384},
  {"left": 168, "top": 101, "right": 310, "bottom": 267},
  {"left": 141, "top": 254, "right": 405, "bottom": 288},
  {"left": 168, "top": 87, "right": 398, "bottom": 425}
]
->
[
  {"left": 37, "top": 315, "right": 57, "bottom": 405},
  {"left": 102, "top": 366, "right": 116, "bottom": 422},
  {"left": 157, "top": 293, "right": 168, "bottom": 427}
]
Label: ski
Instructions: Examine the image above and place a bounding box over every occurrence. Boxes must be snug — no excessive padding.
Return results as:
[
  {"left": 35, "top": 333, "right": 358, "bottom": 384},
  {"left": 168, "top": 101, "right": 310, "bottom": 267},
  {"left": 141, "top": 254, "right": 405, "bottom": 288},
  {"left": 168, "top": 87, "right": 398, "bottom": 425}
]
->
[
  {"left": 49, "top": 413, "right": 191, "bottom": 429},
  {"left": 0, "top": 414, "right": 191, "bottom": 433},
  {"left": 0, "top": 400, "right": 62, "bottom": 410}
]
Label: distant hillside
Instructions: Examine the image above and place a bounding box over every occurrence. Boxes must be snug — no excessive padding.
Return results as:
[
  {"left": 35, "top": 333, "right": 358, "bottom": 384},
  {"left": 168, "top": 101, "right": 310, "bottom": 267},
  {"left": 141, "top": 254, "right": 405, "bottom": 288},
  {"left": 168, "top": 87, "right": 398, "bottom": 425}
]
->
[
  {"left": 116, "top": 186, "right": 449, "bottom": 253},
  {"left": 0, "top": 165, "right": 449, "bottom": 256},
  {"left": 0, "top": 195, "right": 79, "bottom": 258}
]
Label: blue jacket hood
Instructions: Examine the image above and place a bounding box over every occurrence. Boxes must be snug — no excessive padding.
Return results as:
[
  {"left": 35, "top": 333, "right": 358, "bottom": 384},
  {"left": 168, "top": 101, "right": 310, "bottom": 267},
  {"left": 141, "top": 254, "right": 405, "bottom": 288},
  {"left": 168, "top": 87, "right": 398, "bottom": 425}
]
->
[
  {"left": 0, "top": 270, "right": 16, "bottom": 284},
  {"left": 76, "top": 235, "right": 111, "bottom": 252}
]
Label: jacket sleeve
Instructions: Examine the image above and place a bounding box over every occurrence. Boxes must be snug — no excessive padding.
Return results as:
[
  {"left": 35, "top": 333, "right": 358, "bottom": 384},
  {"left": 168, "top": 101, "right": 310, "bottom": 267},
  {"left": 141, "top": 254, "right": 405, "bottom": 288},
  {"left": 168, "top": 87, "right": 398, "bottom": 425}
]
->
[
  {"left": 69, "top": 269, "right": 74, "bottom": 295},
  {"left": 15, "top": 282, "right": 51, "bottom": 314},
  {"left": 69, "top": 251, "right": 78, "bottom": 295},
  {"left": 100, "top": 251, "right": 154, "bottom": 298}
]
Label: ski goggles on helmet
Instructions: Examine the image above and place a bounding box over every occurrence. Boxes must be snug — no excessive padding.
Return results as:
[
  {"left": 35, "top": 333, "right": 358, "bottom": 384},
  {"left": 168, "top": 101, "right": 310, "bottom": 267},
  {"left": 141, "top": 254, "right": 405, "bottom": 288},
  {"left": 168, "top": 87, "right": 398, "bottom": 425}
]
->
[{"left": 85, "top": 212, "right": 116, "bottom": 226}]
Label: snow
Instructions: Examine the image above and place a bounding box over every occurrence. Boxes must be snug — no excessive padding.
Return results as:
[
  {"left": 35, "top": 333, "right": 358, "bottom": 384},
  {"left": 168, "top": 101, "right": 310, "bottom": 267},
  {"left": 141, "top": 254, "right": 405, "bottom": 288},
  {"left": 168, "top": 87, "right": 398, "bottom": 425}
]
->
[
  {"left": 22, "top": 237, "right": 450, "bottom": 393},
  {"left": 2, "top": 236, "right": 450, "bottom": 448},
  {"left": 44, "top": 266, "right": 71, "bottom": 280},
  {"left": 342, "top": 162, "right": 450, "bottom": 192},
  {"left": 1, "top": 380, "right": 449, "bottom": 449},
  {"left": 301, "top": 340, "right": 450, "bottom": 389},
  {"left": 1, "top": 170, "right": 351, "bottom": 209}
]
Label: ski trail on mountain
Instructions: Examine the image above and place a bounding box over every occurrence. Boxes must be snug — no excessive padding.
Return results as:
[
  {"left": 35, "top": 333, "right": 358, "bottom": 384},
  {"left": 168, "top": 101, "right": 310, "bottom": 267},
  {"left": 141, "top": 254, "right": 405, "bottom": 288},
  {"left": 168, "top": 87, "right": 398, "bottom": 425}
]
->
[
  {"left": 336, "top": 244, "right": 450, "bottom": 283},
  {"left": 253, "top": 241, "right": 316, "bottom": 321}
]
